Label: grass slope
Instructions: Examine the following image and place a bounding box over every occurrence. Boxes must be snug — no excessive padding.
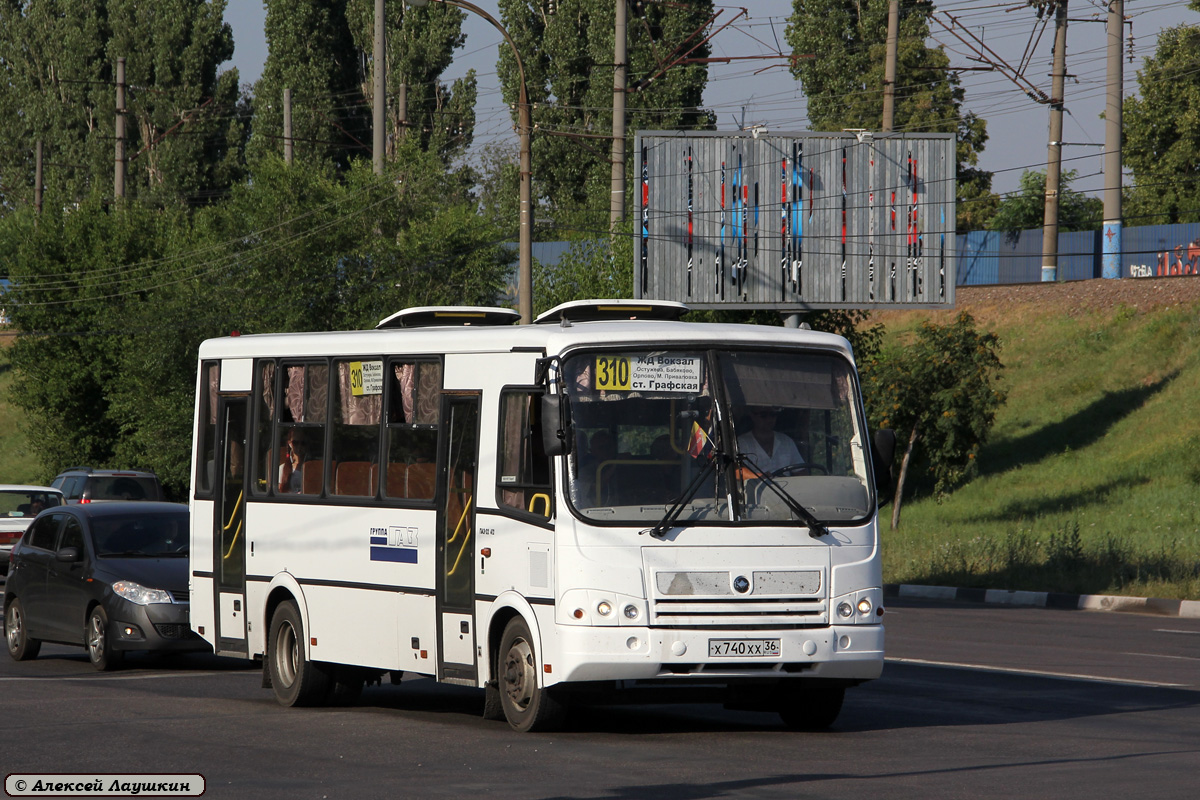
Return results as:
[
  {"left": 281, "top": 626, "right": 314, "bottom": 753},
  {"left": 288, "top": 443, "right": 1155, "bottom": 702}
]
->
[
  {"left": 0, "top": 343, "right": 40, "bottom": 485},
  {"left": 876, "top": 279, "right": 1200, "bottom": 600}
]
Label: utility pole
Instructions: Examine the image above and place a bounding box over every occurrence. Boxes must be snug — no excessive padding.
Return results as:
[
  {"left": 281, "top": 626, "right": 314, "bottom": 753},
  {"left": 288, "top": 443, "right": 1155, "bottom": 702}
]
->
[
  {"left": 114, "top": 56, "right": 126, "bottom": 200},
  {"left": 1041, "top": 2, "right": 1067, "bottom": 282},
  {"left": 373, "top": 0, "right": 386, "bottom": 175},
  {"left": 882, "top": 0, "right": 899, "bottom": 131},
  {"left": 610, "top": 0, "right": 628, "bottom": 230},
  {"left": 34, "top": 139, "right": 43, "bottom": 214},
  {"left": 283, "top": 88, "right": 294, "bottom": 165},
  {"left": 1102, "top": 0, "right": 1123, "bottom": 279}
]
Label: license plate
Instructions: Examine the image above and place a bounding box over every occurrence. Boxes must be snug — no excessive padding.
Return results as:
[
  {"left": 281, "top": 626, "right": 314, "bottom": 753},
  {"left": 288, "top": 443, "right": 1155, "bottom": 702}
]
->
[{"left": 708, "top": 638, "right": 781, "bottom": 658}]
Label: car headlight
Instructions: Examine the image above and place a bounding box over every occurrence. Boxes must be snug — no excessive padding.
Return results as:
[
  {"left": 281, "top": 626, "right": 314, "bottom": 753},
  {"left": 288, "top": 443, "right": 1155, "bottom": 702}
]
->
[{"left": 111, "top": 580, "right": 173, "bottom": 605}]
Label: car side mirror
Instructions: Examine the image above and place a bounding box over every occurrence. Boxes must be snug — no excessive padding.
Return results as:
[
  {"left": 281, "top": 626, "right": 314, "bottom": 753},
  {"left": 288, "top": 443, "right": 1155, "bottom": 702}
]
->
[
  {"left": 56, "top": 546, "right": 82, "bottom": 563},
  {"left": 871, "top": 429, "right": 896, "bottom": 504},
  {"left": 540, "top": 393, "right": 572, "bottom": 457}
]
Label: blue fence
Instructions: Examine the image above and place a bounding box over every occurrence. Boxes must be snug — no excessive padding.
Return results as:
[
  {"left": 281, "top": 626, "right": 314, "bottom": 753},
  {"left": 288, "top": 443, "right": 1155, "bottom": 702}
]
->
[{"left": 957, "top": 223, "right": 1200, "bottom": 285}]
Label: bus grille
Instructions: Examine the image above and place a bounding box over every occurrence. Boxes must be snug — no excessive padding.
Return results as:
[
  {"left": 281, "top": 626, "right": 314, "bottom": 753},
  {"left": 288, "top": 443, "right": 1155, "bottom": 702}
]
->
[{"left": 650, "top": 570, "right": 827, "bottom": 627}]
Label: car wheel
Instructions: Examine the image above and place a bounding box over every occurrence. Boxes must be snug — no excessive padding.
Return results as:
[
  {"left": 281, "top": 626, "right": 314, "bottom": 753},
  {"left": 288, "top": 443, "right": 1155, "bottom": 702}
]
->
[
  {"left": 86, "top": 606, "right": 124, "bottom": 672},
  {"left": 498, "top": 617, "right": 567, "bottom": 732},
  {"left": 267, "top": 601, "right": 330, "bottom": 707},
  {"left": 5, "top": 598, "right": 42, "bottom": 661}
]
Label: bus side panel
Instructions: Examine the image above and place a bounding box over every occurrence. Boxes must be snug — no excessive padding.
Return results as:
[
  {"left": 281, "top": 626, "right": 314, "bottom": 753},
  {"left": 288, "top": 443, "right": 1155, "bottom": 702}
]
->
[
  {"left": 189, "top": 498, "right": 216, "bottom": 646},
  {"left": 245, "top": 502, "right": 439, "bottom": 671}
]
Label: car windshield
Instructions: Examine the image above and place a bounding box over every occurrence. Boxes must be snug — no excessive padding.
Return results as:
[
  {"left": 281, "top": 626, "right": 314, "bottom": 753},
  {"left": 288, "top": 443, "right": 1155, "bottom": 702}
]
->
[
  {"left": 91, "top": 512, "right": 189, "bottom": 557},
  {"left": 0, "top": 490, "right": 62, "bottom": 518},
  {"left": 562, "top": 347, "right": 872, "bottom": 526}
]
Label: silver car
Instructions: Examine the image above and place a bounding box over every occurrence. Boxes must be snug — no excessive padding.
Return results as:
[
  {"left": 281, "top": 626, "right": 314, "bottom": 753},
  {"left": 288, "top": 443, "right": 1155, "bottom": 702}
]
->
[{"left": 0, "top": 485, "right": 65, "bottom": 576}]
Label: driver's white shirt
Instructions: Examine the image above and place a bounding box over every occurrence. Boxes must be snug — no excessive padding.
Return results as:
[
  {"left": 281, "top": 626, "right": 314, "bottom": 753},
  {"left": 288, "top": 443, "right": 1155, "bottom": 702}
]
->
[{"left": 736, "top": 432, "right": 803, "bottom": 474}]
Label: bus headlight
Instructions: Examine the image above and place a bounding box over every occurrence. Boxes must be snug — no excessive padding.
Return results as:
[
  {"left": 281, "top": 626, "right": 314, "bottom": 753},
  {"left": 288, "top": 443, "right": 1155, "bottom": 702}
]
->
[
  {"left": 837, "top": 602, "right": 854, "bottom": 618},
  {"left": 857, "top": 598, "right": 873, "bottom": 617},
  {"left": 597, "top": 601, "right": 613, "bottom": 617},
  {"left": 623, "top": 604, "right": 639, "bottom": 620}
]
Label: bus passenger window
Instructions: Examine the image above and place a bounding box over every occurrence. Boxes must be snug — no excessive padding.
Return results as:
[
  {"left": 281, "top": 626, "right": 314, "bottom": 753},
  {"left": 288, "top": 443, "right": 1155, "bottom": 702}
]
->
[
  {"left": 251, "top": 361, "right": 276, "bottom": 497},
  {"left": 497, "top": 390, "right": 554, "bottom": 518},
  {"left": 276, "top": 362, "right": 328, "bottom": 496},
  {"left": 384, "top": 361, "right": 441, "bottom": 500},
  {"left": 196, "top": 362, "right": 220, "bottom": 496},
  {"left": 331, "top": 360, "right": 383, "bottom": 497}
]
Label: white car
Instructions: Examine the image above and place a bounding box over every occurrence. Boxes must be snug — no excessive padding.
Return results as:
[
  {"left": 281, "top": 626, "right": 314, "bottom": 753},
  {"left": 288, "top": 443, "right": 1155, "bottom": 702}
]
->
[{"left": 0, "top": 485, "right": 65, "bottom": 576}]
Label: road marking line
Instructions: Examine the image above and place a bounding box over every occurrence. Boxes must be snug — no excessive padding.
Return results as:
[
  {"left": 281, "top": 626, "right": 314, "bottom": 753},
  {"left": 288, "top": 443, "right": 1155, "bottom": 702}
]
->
[
  {"left": 887, "top": 657, "right": 1190, "bottom": 688},
  {"left": 1121, "top": 652, "right": 1200, "bottom": 662},
  {"left": 0, "top": 670, "right": 258, "bottom": 682},
  {"left": 1154, "top": 629, "right": 1200, "bottom": 636}
]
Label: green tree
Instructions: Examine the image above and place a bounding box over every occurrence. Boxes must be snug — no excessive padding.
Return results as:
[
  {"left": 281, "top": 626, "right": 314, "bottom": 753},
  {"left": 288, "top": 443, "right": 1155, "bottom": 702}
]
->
[
  {"left": 344, "top": 0, "right": 478, "bottom": 166},
  {"left": 249, "top": 0, "right": 369, "bottom": 171},
  {"left": 786, "top": 0, "right": 994, "bottom": 231},
  {"left": 987, "top": 169, "right": 1102, "bottom": 243},
  {"left": 497, "top": 0, "right": 715, "bottom": 235},
  {"left": 861, "top": 311, "right": 1005, "bottom": 529},
  {"left": 1123, "top": 1, "right": 1200, "bottom": 225},
  {"left": 1, "top": 144, "right": 511, "bottom": 496},
  {"left": 0, "top": 0, "right": 244, "bottom": 213}
]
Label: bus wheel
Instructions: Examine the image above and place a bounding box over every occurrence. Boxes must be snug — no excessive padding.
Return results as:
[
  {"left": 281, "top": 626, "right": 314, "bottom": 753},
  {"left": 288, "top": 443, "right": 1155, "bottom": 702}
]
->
[
  {"left": 778, "top": 685, "right": 845, "bottom": 730},
  {"left": 498, "top": 617, "right": 566, "bottom": 732},
  {"left": 268, "top": 601, "right": 330, "bottom": 707}
]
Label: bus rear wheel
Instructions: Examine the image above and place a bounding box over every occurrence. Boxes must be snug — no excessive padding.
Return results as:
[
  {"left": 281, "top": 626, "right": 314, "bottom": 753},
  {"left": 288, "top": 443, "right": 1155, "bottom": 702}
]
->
[
  {"left": 268, "top": 601, "right": 330, "bottom": 707},
  {"left": 778, "top": 685, "right": 845, "bottom": 730},
  {"left": 498, "top": 617, "right": 566, "bottom": 732}
]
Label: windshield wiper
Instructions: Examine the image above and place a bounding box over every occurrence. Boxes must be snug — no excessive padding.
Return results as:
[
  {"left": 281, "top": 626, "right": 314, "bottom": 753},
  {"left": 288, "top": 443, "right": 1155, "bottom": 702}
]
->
[
  {"left": 642, "top": 452, "right": 721, "bottom": 540},
  {"left": 737, "top": 457, "right": 830, "bottom": 539}
]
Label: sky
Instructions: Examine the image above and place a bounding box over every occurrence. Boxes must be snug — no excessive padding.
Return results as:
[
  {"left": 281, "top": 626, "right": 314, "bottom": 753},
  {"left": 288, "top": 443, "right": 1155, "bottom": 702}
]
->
[{"left": 220, "top": 1, "right": 1195, "bottom": 198}]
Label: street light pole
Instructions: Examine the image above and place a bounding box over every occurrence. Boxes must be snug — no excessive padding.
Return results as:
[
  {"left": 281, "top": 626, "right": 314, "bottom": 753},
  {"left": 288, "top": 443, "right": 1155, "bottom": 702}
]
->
[{"left": 406, "top": 0, "right": 534, "bottom": 323}]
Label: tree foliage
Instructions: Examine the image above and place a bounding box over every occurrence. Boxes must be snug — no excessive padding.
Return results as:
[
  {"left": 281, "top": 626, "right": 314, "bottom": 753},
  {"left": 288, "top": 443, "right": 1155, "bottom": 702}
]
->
[
  {"left": 1, "top": 146, "right": 511, "bottom": 497},
  {"left": 986, "top": 169, "right": 1102, "bottom": 243},
  {"left": 786, "top": 0, "right": 994, "bottom": 231},
  {"left": 861, "top": 311, "right": 1005, "bottom": 529},
  {"left": 497, "top": 0, "right": 715, "bottom": 235},
  {"left": 0, "top": 0, "right": 244, "bottom": 213},
  {"left": 1123, "top": 1, "right": 1200, "bottom": 225}
]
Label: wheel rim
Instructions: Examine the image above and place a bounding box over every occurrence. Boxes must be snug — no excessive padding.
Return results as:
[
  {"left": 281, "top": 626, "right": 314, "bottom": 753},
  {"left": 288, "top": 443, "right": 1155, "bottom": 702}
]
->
[
  {"left": 88, "top": 613, "right": 105, "bottom": 662},
  {"left": 502, "top": 637, "right": 536, "bottom": 712},
  {"left": 6, "top": 605, "right": 21, "bottom": 651},
  {"left": 275, "top": 619, "right": 298, "bottom": 687}
]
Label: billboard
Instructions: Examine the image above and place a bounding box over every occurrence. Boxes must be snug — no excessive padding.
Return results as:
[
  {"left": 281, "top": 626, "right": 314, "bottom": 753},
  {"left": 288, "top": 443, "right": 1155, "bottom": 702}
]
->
[{"left": 633, "top": 131, "right": 956, "bottom": 310}]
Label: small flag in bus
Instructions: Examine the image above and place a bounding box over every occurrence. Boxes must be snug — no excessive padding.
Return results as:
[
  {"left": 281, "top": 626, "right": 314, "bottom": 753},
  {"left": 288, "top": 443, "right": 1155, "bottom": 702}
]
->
[{"left": 687, "top": 421, "right": 714, "bottom": 460}]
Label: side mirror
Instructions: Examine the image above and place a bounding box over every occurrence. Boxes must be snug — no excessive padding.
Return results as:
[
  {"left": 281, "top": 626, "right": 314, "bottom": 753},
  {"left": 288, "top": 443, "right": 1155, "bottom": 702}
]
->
[
  {"left": 540, "top": 393, "right": 572, "bottom": 457},
  {"left": 871, "top": 428, "right": 896, "bottom": 504},
  {"left": 56, "top": 546, "right": 82, "bottom": 563}
]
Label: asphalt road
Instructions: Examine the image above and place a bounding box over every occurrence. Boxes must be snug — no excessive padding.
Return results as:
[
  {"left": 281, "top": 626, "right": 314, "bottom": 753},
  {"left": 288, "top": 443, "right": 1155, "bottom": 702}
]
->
[{"left": 2, "top": 597, "right": 1198, "bottom": 800}]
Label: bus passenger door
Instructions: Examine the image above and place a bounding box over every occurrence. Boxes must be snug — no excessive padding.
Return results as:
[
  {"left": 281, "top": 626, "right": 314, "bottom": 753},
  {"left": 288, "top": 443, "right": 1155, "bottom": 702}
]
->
[
  {"left": 213, "top": 396, "right": 249, "bottom": 657},
  {"left": 437, "top": 394, "right": 479, "bottom": 685}
]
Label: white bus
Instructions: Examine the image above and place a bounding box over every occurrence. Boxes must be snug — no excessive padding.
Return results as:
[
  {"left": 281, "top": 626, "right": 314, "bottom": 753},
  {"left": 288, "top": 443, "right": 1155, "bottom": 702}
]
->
[{"left": 189, "top": 299, "right": 894, "bottom": 732}]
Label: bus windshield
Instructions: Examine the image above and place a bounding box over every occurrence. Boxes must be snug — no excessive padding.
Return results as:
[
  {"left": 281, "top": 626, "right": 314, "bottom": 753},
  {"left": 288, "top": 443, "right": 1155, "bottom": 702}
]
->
[{"left": 562, "top": 347, "right": 872, "bottom": 526}]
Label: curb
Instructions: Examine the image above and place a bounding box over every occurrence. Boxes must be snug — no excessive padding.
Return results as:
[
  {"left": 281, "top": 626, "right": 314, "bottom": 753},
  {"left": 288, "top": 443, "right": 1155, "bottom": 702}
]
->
[{"left": 884, "top": 583, "right": 1200, "bottom": 619}]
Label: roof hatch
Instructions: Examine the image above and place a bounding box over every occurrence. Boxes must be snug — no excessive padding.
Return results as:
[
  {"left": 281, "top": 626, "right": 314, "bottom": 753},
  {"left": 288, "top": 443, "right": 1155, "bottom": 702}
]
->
[
  {"left": 534, "top": 299, "right": 689, "bottom": 325},
  {"left": 376, "top": 306, "right": 521, "bottom": 329}
]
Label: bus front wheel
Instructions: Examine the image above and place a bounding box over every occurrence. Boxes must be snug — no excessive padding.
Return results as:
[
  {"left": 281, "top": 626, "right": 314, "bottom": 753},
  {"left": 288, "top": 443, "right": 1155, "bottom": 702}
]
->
[
  {"left": 268, "top": 601, "right": 330, "bottom": 707},
  {"left": 778, "top": 685, "right": 845, "bottom": 730},
  {"left": 498, "top": 617, "right": 566, "bottom": 732}
]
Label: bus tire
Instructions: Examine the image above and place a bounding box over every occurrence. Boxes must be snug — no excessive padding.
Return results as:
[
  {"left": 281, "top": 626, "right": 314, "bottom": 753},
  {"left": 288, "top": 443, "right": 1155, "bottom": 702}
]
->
[
  {"left": 268, "top": 601, "right": 330, "bottom": 707},
  {"left": 5, "top": 598, "right": 41, "bottom": 661},
  {"left": 498, "top": 617, "right": 567, "bottom": 732},
  {"left": 778, "top": 685, "right": 845, "bottom": 730}
]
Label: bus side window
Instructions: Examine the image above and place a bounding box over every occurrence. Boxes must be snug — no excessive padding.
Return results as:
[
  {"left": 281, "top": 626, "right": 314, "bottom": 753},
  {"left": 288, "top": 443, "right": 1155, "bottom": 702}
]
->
[
  {"left": 331, "top": 360, "right": 383, "bottom": 497},
  {"left": 497, "top": 389, "right": 554, "bottom": 519},
  {"left": 251, "top": 361, "right": 276, "bottom": 496},
  {"left": 195, "top": 361, "right": 220, "bottom": 496},
  {"left": 276, "top": 362, "right": 328, "bottom": 496},
  {"left": 384, "top": 360, "right": 441, "bottom": 500}
]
